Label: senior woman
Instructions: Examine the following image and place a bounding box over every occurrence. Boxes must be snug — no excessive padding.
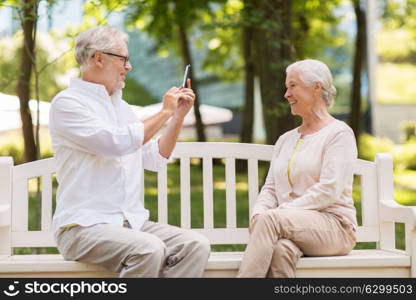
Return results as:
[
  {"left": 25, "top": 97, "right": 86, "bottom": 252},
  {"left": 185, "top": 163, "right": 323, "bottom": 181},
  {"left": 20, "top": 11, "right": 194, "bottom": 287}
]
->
[{"left": 237, "top": 59, "right": 358, "bottom": 278}]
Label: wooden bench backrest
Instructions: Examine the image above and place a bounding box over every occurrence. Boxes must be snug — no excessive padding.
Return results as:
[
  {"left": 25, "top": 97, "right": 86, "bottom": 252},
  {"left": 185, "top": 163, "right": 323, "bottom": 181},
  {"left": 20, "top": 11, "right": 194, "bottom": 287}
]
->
[{"left": 8, "top": 142, "right": 386, "bottom": 248}]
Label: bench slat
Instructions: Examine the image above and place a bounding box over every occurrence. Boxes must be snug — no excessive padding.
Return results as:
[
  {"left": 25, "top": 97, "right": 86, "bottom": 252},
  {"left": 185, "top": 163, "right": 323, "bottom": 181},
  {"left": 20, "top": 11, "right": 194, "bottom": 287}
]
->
[
  {"left": 225, "top": 158, "right": 236, "bottom": 229},
  {"left": 247, "top": 158, "right": 259, "bottom": 218},
  {"left": 180, "top": 157, "right": 191, "bottom": 229},
  {"left": 157, "top": 164, "right": 168, "bottom": 224},
  {"left": 12, "top": 231, "right": 55, "bottom": 247},
  {"left": 12, "top": 179, "right": 28, "bottom": 232},
  {"left": 172, "top": 143, "right": 274, "bottom": 160},
  {"left": 203, "top": 157, "right": 214, "bottom": 229},
  {"left": 13, "top": 158, "right": 55, "bottom": 181},
  {"left": 41, "top": 174, "right": 53, "bottom": 231},
  {"left": 358, "top": 162, "right": 379, "bottom": 228},
  {"left": 195, "top": 228, "right": 248, "bottom": 244},
  {"left": 356, "top": 226, "right": 379, "bottom": 242}
]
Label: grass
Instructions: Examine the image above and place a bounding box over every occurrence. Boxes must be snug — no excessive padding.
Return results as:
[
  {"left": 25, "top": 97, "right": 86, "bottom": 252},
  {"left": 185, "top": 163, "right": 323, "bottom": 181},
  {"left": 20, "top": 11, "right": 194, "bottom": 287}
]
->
[{"left": 17, "top": 160, "right": 416, "bottom": 255}]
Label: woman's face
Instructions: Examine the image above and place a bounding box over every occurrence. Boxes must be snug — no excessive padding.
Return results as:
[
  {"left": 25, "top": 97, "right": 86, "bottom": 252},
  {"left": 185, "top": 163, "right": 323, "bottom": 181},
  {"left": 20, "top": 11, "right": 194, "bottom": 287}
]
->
[{"left": 284, "top": 70, "right": 319, "bottom": 117}]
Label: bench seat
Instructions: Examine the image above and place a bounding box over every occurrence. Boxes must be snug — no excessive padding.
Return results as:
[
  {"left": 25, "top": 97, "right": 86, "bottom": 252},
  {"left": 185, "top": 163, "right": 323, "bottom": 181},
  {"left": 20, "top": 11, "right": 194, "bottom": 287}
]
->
[{"left": 0, "top": 249, "right": 410, "bottom": 278}]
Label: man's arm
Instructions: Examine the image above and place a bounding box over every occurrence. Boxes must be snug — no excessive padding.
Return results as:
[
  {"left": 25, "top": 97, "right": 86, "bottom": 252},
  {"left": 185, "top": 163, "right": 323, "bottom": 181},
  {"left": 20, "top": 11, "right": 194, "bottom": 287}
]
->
[
  {"left": 158, "top": 80, "right": 195, "bottom": 158},
  {"left": 50, "top": 96, "right": 146, "bottom": 157},
  {"left": 142, "top": 86, "right": 183, "bottom": 144},
  {"left": 158, "top": 114, "right": 186, "bottom": 158}
]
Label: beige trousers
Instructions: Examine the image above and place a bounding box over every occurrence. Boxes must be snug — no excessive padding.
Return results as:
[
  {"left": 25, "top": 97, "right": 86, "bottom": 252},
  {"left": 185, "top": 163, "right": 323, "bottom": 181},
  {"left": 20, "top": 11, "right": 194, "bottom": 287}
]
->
[
  {"left": 237, "top": 208, "right": 356, "bottom": 278},
  {"left": 55, "top": 220, "right": 211, "bottom": 278}
]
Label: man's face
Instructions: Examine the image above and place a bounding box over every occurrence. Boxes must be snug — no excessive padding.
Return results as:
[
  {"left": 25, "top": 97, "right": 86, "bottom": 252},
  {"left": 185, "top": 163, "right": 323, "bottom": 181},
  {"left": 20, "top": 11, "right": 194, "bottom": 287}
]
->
[{"left": 101, "top": 42, "right": 132, "bottom": 93}]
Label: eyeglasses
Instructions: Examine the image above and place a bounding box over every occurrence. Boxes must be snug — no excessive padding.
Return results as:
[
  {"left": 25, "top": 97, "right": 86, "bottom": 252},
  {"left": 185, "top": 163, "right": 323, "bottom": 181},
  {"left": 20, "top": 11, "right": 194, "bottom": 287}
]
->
[{"left": 101, "top": 52, "right": 130, "bottom": 67}]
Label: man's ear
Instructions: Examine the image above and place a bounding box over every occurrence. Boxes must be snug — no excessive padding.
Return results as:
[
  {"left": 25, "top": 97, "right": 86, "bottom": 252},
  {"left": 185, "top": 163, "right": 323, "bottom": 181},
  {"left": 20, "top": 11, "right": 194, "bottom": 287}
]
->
[{"left": 91, "top": 52, "right": 104, "bottom": 68}]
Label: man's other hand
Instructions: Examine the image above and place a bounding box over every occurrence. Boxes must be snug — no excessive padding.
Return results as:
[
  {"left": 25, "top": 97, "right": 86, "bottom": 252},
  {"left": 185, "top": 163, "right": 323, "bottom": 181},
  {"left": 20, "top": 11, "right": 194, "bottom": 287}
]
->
[
  {"left": 162, "top": 87, "right": 181, "bottom": 116},
  {"left": 175, "top": 79, "right": 195, "bottom": 119}
]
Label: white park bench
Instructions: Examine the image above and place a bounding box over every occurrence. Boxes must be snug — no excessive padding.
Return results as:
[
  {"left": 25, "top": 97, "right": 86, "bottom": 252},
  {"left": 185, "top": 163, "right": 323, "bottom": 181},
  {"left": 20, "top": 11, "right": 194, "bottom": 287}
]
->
[{"left": 0, "top": 142, "right": 415, "bottom": 277}]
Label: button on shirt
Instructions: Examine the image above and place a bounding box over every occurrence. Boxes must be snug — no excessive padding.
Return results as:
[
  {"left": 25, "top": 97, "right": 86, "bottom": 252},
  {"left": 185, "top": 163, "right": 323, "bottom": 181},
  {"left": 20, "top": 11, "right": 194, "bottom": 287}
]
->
[{"left": 49, "top": 78, "right": 170, "bottom": 234}]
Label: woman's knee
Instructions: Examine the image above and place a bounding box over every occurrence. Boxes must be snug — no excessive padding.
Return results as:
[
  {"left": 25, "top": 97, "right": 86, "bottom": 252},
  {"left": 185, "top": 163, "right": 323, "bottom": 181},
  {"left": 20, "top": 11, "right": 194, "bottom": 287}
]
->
[
  {"left": 255, "top": 211, "right": 273, "bottom": 227},
  {"left": 254, "top": 209, "right": 286, "bottom": 229}
]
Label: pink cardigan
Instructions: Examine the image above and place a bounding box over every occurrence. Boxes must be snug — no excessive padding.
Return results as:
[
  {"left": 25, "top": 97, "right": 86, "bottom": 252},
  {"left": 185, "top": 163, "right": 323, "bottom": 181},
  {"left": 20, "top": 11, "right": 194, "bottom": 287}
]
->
[{"left": 251, "top": 120, "right": 358, "bottom": 229}]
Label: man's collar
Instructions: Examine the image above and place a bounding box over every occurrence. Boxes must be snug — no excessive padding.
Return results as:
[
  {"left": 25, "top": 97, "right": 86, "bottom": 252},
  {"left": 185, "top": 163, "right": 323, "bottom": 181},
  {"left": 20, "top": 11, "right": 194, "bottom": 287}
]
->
[{"left": 69, "top": 78, "right": 122, "bottom": 105}]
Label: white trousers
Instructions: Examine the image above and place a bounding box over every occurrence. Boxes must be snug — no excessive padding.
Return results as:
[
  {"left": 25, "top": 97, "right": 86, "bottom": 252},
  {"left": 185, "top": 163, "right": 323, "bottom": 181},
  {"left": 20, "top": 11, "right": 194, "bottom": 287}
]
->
[{"left": 55, "top": 220, "right": 211, "bottom": 278}]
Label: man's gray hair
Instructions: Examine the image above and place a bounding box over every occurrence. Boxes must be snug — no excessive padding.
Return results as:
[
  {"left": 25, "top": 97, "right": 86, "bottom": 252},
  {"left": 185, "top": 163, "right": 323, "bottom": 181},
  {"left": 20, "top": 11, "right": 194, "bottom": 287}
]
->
[
  {"left": 75, "top": 26, "right": 129, "bottom": 71},
  {"left": 286, "top": 59, "right": 336, "bottom": 107}
]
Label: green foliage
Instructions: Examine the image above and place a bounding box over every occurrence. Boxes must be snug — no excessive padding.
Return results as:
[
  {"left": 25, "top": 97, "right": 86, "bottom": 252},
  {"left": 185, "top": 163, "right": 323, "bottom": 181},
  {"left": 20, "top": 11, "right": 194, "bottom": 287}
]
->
[
  {"left": 292, "top": 0, "right": 344, "bottom": 60},
  {"left": 125, "top": 0, "right": 225, "bottom": 55},
  {"left": 123, "top": 77, "right": 158, "bottom": 106},
  {"left": 379, "top": 0, "right": 416, "bottom": 62},
  {"left": 377, "top": 1, "right": 416, "bottom": 104},
  {"left": 197, "top": 0, "right": 244, "bottom": 82},
  {"left": 358, "top": 133, "right": 394, "bottom": 161},
  {"left": 393, "top": 139, "right": 416, "bottom": 170},
  {"left": 381, "top": 0, "right": 416, "bottom": 30},
  {"left": 200, "top": 0, "right": 348, "bottom": 79},
  {"left": 0, "top": 141, "right": 25, "bottom": 165},
  {"left": 0, "top": 130, "right": 53, "bottom": 164},
  {"left": 199, "top": 0, "right": 352, "bottom": 112},
  {"left": 377, "top": 63, "right": 416, "bottom": 104},
  {"left": 395, "top": 169, "right": 416, "bottom": 190},
  {"left": 82, "top": 0, "right": 130, "bottom": 27},
  {"left": 395, "top": 188, "right": 416, "bottom": 206},
  {"left": 0, "top": 31, "right": 75, "bottom": 101},
  {"left": 377, "top": 28, "right": 416, "bottom": 62},
  {"left": 401, "top": 121, "right": 416, "bottom": 141},
  {"left": 359, "top": 133, "right": 416, "bottom": 171}
]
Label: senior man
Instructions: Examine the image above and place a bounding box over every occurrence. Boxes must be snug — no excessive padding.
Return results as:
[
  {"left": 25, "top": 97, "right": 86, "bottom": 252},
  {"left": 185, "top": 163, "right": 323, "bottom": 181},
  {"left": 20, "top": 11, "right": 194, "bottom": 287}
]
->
[{"left": 49, "top": 26, "right": 210, "bottom": 278}]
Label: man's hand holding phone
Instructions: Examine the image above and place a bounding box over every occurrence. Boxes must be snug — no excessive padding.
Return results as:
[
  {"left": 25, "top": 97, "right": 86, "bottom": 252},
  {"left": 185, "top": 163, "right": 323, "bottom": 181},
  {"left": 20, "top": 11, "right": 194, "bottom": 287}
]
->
[
  {"left": 181, "top": 64, "right": 191, "bottom": 89},
  {"left": 175, "top": 64, "right": 195, "bottom": 118},
  {"left": 161, "top": 65, "right": 194, "bottom": 119}
]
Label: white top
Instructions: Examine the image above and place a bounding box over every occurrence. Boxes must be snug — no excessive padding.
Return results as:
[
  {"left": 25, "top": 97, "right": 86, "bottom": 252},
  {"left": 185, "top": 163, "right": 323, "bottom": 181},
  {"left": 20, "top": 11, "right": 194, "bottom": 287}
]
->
[
  {"left": 251, "top": 120, "right": 358, "bottom": 228},
  {"left": 49, "top": 78, "right": 170, "bottom": 234}
]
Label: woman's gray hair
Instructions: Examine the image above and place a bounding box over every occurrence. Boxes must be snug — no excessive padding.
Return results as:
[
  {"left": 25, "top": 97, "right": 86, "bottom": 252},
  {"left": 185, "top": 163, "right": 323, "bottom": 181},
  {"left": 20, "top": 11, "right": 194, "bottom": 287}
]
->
[
  {"left": 75, "top": 26, "right": 129, "bottom": 71},
  {"left": 286, "top": 59, "right": 336, "bottom": 107}
]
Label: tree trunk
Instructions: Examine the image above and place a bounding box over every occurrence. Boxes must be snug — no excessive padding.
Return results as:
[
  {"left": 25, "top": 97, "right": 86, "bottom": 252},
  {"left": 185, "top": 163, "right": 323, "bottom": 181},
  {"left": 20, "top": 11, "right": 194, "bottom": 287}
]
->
[
  {"left": 17, "top": 0, "right": 37, "bottom": 163},
  {"left": 252, "top": 0, "right": 294, "bottom": 145},
  {"left": 176, "top": 22, "right": 206, "bottom": 142},
  {"left": 240, "top": 0, "right": 255, "bottom": 144},
  {"left": 350, "top": 0, "right": 367, "bottom": 142}
]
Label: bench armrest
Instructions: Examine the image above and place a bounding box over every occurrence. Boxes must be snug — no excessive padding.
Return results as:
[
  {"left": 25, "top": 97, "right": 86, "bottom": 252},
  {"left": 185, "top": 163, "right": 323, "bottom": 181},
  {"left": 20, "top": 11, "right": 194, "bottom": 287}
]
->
[{"left": 380, "top": 200, "right": 416, "bottom": 230}]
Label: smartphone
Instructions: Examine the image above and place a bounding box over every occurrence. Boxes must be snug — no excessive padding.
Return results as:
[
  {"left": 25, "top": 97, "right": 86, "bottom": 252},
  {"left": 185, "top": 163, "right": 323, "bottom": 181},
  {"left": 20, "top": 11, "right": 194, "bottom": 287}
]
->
[{"left": 181, "top": 64, "right": 191, "bottom": 88}]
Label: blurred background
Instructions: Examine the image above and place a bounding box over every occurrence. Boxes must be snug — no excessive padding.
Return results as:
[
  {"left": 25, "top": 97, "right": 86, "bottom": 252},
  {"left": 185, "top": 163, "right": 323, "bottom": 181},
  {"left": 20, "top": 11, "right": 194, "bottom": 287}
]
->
[{"left": 0, "top": 0, "right": 415, "bottom": 253}]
